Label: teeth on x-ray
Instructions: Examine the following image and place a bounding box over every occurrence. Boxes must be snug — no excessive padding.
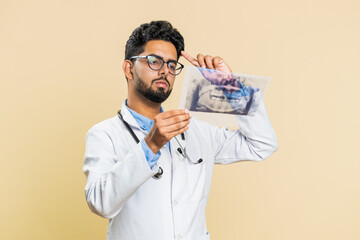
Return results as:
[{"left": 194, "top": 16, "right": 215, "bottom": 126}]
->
[{"left": 179, "top": 66, "right": 270, "bottom": 116}]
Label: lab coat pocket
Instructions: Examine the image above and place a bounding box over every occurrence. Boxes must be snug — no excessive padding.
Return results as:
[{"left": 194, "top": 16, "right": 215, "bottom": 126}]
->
[{"left": 186, "top": 161, "right": 207, "bottom": 202}]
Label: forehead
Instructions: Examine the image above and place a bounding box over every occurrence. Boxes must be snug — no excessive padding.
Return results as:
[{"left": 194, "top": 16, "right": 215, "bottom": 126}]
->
[{"left": 141, "top": 40, "right": 177, "bottom": 61}]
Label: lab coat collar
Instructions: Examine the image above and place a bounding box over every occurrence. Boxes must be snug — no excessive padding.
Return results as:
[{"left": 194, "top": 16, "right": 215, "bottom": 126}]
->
[
  {"left": 120, "top": 101, "right": 142, "bottom": 131},
  {"left": 120, "top": 101, "right": 164, "bottom": 130}
]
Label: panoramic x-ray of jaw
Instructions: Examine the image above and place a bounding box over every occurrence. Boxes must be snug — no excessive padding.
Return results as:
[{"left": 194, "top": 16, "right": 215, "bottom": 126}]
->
[{"left": 179, "top": 66, "right": 270, "bottom": 119}]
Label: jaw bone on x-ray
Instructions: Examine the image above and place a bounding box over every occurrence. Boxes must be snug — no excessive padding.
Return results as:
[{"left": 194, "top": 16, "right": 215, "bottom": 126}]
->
[{"left": 179, "top": 66, "right": 270, "bottom": 126}]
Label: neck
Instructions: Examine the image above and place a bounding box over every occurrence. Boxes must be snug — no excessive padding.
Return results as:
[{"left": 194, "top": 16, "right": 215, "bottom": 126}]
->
[{"left": 127, "top": 94, "right": 161, "bottom": 120}]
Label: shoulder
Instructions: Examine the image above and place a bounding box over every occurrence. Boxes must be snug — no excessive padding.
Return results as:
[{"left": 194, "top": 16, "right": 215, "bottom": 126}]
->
[{"left": 86, "top": 116, "right": 122, "bottom": 137}]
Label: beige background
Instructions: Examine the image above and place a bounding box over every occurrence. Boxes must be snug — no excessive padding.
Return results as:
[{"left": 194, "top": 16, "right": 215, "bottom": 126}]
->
[{"left": 1, "top": 0, "right": 359, "bottom": 239}]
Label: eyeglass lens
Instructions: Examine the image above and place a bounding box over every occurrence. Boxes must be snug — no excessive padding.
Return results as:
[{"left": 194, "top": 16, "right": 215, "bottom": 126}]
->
[{"left": 148, "top": 56, "right": 182, "bottom": 75}]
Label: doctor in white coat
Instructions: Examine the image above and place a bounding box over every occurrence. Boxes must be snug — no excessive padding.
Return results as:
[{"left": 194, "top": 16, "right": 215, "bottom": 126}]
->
[{"left": 83, "top": 20, "right": 278, "bottom": 240}]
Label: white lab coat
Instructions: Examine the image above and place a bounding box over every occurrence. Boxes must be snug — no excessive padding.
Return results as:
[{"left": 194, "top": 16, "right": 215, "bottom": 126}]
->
[{"left": 83, "top": 100, "right": 278, "bottom": 240}]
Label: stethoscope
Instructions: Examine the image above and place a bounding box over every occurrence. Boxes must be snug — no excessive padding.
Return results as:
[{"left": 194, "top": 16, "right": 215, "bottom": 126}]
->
[{"left": 117, "top": 110, "right": 203, "bottom": 179}]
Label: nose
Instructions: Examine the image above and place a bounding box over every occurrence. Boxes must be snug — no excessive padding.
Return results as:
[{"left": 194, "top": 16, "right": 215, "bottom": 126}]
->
[{"left": 158, "top": 62, "right": 171, "bottom": 76}]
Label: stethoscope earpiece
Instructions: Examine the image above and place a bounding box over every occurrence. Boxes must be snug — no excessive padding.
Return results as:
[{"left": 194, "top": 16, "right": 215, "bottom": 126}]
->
[
  {"left": 177, "top": 147, "right": 183, "bottom": 155},
  {"left": 153, "top": 167, "right": 163, "bottom": 179}
]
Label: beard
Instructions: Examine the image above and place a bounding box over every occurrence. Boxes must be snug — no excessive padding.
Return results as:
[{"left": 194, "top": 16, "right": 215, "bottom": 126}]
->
[{"left": 134, "top": 75, "right": 172, "bottom": 103}]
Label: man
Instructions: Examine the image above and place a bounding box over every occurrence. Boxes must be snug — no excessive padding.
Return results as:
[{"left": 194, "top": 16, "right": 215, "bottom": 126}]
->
[{"left": 83, "top": 20, "right": 278, "bottom": 240}]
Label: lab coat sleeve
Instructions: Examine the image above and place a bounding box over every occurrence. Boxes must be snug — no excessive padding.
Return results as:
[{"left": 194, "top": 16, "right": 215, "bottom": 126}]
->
[
  {"left": 209, "top": 98, "right": 278, "bottom": 164},
  {"left": 83, "top": 127, "right": 156, "bottom": 219}
]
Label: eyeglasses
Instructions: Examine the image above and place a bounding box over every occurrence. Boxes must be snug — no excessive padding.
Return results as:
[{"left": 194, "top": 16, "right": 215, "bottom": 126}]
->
[{"left": 130, "top": 55, "right": 184, "bottom": 76}]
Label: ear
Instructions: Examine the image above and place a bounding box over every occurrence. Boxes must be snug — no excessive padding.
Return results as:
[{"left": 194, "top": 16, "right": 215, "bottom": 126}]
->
[{"left": 122, "top": 60, "right": 134, "bottom": 81}]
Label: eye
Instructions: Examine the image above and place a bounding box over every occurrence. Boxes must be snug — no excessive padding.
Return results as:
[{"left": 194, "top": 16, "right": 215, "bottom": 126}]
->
[
  {"left": 148, "top": 56, "right": 161, "bottom": 65},
  {"left": 168, "top": 62, "right": 177, "bottom": 70}
]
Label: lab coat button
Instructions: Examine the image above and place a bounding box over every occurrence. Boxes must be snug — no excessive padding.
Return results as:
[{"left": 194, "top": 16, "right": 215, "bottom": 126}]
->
[
  {"left": 177, "top": 234, "right": 183, "bottom": 240},
  {"left": 173, "top": 200, "right": 178, "bottom": 205}
]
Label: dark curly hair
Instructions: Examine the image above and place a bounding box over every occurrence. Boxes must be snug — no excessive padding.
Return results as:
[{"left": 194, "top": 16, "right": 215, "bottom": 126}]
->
[{"left": 125, "top": 20, "right": 184, "bottom": 60}]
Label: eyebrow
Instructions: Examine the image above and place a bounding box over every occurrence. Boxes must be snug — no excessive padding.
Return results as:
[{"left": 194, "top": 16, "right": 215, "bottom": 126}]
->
[{"left": 149, "top": 54, "right": 177, "bottom": 63}]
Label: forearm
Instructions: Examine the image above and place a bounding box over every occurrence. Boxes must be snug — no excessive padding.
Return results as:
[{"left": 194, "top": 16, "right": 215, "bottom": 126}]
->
[
  {"left": 234, "top": 98, "right": 278, "bottom": 160},
  {"left": 83, "top": 130, "right": 155, "bottom": 218},
  {"left": 213, "top": 97, "right": 278, "bottom": 163}
]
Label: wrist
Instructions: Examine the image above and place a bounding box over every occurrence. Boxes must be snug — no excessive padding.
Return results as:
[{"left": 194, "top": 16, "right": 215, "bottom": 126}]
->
[{"left": 144, "top": 136, "right": 161, "bottom": 154}]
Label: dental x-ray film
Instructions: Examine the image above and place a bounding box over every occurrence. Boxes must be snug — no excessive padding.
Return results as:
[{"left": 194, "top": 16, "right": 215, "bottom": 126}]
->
[{"left": 179, "top": 66, "right": 270, "bottom": 127}]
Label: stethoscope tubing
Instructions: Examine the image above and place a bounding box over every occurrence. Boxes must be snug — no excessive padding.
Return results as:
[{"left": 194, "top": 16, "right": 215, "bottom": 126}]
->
[{"left": 117, "top": 110, "right": 163, "bottom": 179}]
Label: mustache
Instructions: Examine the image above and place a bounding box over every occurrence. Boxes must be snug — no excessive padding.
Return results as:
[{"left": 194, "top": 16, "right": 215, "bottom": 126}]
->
[{"left": 152, "top": 77, "right": 170, "bottom": 86}]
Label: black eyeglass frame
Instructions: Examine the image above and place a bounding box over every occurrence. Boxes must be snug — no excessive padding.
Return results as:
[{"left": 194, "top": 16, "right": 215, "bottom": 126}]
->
[{"left": 130, "top": 55, "right": 184, "bottom": 76}]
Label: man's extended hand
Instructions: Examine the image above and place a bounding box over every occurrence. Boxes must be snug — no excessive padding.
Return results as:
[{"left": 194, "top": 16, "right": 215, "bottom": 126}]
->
[{"left": 145, "top": 109, "right": 191, "bottom": 154}]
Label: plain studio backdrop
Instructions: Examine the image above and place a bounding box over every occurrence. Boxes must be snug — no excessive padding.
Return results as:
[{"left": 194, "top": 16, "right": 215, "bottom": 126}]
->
[{"left": 1, "top": 0, "right": 359, "bottom": 239}]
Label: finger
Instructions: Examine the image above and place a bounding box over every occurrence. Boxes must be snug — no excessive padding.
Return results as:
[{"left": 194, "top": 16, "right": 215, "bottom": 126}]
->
[
  {"left": 157, "top": 125, "right": 189, "bottom": 143},
  {"left": 159, "top": 113, "right": 190, "bottom": 125},
  {"left": 204, "top": 55, "right": 214, "bottom": 69},
  {"left": 163, "top": 119, "right": 190, "bottom": 133},
  {"left": 160, "top": 114, "right": 191, "bottom": 127},
  {"left": 212, "top": 56, "right": 223, "bottom": 70},
  {"left": 181, "top": 51, "right": 200, "bottom": 67},
  {"left": 156, "top": 109, "right": 191, "bottom": 121},
  {"left": 167, "top": 123, "right": 190, "bottom": 136},
  {"left": 197, "top": 54, "right": 206, "bottom": 68},
  {"left": 218, "top": 58, "right": 232, "bottom": 73},
  {"left": 152, "top": 120, "right": 189, "bottom": 140},
  {"left": 156, "top": 113, "right": 191, "bottom": 129},
  {"left": 158, "top": 109, "right": 187, "bottom": 118}
]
